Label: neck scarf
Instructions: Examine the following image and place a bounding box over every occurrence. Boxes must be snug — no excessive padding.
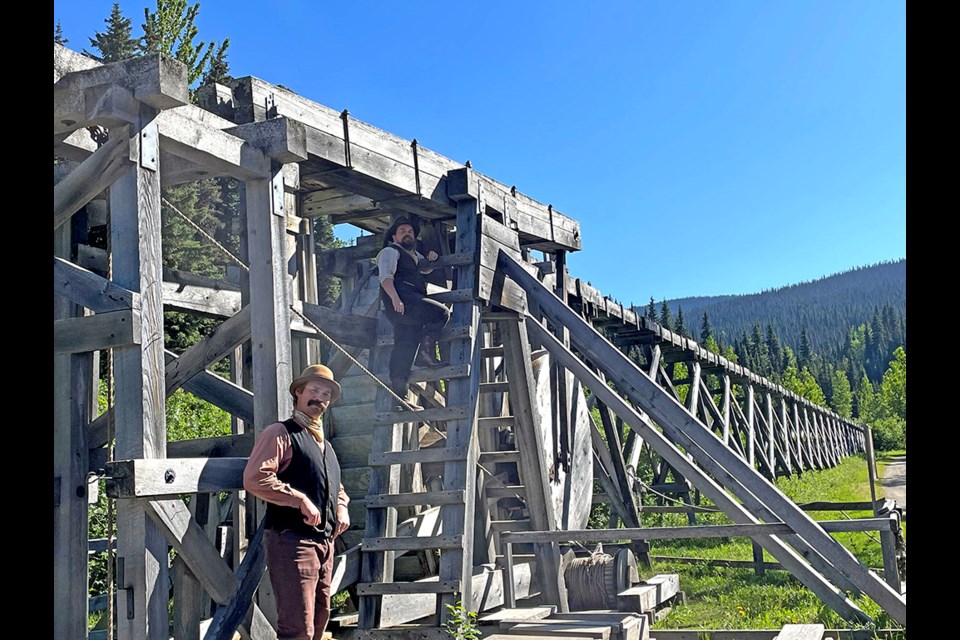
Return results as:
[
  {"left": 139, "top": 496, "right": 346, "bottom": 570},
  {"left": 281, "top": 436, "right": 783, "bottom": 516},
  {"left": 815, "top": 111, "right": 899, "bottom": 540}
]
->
[{"left": 292, "top": 409, "right": 324, "bottom": 444}]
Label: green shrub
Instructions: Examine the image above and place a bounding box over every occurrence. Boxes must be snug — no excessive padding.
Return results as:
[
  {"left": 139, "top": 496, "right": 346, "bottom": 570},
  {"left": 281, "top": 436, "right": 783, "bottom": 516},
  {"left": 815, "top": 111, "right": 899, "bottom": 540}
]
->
[{"left": 871, "top": 416, "right": 906, "bottom": 451}]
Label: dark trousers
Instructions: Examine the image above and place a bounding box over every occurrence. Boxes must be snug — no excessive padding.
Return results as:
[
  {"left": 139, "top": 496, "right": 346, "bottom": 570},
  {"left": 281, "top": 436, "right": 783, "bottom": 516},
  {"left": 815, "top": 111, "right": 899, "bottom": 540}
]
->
[
  {"left": 384, "top": 293, "right": 450, "bottom": 383},
  {"left": 265, "top": 528, "right": 336, "bottom": 640}
]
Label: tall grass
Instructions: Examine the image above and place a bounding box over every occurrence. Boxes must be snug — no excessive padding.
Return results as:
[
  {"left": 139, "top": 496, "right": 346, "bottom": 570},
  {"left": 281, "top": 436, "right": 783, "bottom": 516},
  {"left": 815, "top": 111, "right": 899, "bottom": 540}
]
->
[{"left": 643, "top": 453, "right": 906, "bottom": 632}]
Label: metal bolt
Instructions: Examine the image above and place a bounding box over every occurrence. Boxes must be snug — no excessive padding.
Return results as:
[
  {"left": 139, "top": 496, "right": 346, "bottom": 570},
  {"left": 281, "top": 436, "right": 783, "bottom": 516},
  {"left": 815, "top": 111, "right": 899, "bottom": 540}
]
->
[{"left": 164, "top": 469, "right": 176, "bottom": 484}]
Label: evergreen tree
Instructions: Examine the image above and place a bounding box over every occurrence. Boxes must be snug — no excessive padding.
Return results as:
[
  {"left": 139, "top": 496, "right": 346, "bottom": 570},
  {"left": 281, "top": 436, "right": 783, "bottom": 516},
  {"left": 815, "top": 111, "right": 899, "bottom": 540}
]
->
[
  {"left": 765, "top": 324, "right": 783, "bottom": 378},
  {"left": 703, "top": 335, "right": 720, "bottom": 355},
  {"left": 782, "top": 365, "right": 826, "bottom": 405},
  {"left": 880, "top": 347, "right": 906, "bottom": 421},
  {"left": 659, "top": 300, "right": 673, "bottom": 331},
  {"left": 85, "top": 3, "right": 137, "bottom": 62},
  {"left": 54, "top": 21, "right": 68, "bottom": 45},
  {"left": 721, "top": 343, "right": 738, "bottom": 363},
  {"left": 857, "top": 373, "right": 880, "bottom": 422},
  {"left": 700, "top": 311, "right": 713, "bottom": 343},
  {"left": 797, "top": 328, "right": 812, "bottom": 370},
  {"left": 749, "top": 322, "right": 770, "bottom": 376},
  {"left": 676, "top": 307, "right": 688, "bottom": 338},
  {"left": 139, "top": 0, "right": 228, "bottom": 87},
  {"left": 202, "top": 40, "right": 233, "bottom": 85},
  {"left": 645, "top": 297, "right": 657, "bottom": 322},
  {"left": 830, "top": 369, "right": 853, "bottom": 419}
]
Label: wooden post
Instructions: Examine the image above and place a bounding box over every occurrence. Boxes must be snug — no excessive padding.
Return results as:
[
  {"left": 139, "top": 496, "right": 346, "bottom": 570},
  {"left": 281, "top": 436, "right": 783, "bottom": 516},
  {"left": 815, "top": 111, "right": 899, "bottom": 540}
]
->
[
  {"left": 780, "top": 398, "right": 792, "bottom": 475},
  {"left": 110, "top": 103, "right": 170, "bottom": 640},
  {"left": 865, "top": 425, "right": 878, "bottom": 515},
  {"left": 721, "top": 374, "right": 732, "bottom": 447},
  {"left": 765, "top": 393, "right": 775, "bottom": 473},
  {"left": 53, "top": 211, "right": 94, "bottom": 640},
  {"left": 879, "top": 513, "right": 902, "bottom": 593},
  {"left": 746, "top": 384, "right": 755, "bottom": 468}
]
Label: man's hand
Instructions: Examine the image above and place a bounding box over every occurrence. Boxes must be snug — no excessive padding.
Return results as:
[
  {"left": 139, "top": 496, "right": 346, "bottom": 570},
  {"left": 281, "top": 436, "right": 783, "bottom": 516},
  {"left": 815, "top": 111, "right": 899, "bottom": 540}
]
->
[
  {"left": 392, "top": 296, "right": 404, "bottom": 314},
  {"left": 299, "top": 497, "right": 322, "bottom": 527},
  {"left": 335, "top": 504, "right": 350, "bottom": 538},
  {"left": 426, "top": 250, "right": 439, "bottom": 262}
]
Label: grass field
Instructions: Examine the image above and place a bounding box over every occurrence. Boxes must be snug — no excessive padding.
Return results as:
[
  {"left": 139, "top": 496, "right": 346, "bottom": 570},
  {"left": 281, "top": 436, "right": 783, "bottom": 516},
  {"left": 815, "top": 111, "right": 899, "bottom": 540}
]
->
[{"left": 640, "top": 450, "right": 906, "bottom": 633}]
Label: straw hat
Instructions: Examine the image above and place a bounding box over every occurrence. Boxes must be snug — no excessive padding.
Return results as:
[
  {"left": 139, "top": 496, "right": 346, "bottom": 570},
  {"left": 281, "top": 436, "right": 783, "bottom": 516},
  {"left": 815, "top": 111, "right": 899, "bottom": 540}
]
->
[{"left": 289, "top": 364, "right": 341, "bottom": 402}]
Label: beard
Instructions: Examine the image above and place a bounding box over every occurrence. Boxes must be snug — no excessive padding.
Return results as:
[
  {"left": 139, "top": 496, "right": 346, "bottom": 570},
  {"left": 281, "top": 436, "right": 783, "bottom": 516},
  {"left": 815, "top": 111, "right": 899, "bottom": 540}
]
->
[{"left": 399, "top": 236, "right": 416, "bottom": 250}]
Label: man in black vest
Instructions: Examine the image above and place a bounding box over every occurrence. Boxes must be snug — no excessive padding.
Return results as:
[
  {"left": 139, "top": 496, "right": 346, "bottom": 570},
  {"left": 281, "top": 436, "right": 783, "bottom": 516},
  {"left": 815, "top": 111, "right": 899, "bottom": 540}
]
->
[
  {"left": 243, "top": 364, "right": 350, "bottom": 640},
  {"left": 376, "top": 217, "right": 451, "bottom": 397}
]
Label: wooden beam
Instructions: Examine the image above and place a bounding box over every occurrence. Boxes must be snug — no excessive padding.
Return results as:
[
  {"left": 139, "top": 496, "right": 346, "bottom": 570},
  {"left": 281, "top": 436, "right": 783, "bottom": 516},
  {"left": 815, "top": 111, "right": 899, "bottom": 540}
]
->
[
  {"left": 54, "top": 256, "right": 138, "bottom": 313},
  {"left": 163, "top": 281, "right": 242, "bottom": 318},
  {"left": 500, "top": 254, "right": 902, "bottom": 626},
  {"left": 296, "top": 301, "right": 378, "bottom": 349},
  {"left": 107, "top": 458, "right": 247, "bottom": 497},
  {"left": 54, "top": 309, "right": 141, "bottom": 354},
  {"left": 54, "top": 125, "right": 135, "bottom": 229}
]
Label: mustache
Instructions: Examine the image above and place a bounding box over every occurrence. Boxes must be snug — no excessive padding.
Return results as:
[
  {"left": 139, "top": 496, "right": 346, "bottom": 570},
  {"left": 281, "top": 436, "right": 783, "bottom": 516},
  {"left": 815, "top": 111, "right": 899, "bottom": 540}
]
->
[{"left": 307, "top": 399, "right": 327, "bottom": 407}]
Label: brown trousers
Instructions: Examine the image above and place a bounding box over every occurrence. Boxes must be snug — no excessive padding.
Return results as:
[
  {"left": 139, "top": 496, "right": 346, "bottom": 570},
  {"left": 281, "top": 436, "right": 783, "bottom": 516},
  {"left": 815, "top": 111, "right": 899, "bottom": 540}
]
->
[{"left": 265, "top": 528, "right": 336, "bottom": 640}]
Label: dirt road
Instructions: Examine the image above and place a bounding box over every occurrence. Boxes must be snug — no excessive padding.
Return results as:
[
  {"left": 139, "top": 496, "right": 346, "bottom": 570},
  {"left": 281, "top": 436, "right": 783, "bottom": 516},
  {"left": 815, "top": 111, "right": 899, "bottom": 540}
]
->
[{"left": 879, "top": 453, "right": 906, "bottom": 513}]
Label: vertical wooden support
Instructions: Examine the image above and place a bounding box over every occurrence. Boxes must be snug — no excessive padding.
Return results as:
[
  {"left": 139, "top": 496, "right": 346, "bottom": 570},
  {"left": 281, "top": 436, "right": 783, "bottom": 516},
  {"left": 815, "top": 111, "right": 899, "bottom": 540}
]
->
[
  {"left": 110, "top": 103, "right": 169, "bottom": 640},
  {"left": 780, "top": 399, "right": 792, "bottom": 474},
  {"left": 294, "top": 215, "right": 322, "bottom": 370},
  {"left": 53, "top": 217, "right": 93, "bottom": 640},
  {"left": 746, "top": 384, "right": 756, "bottom": 468},
  {"left": 553, "top": 250, "right": 570, "bottom": 473},
  {"left": 500, "top": 315, "right": 568, "bottom": 612},
  {"left": 721, "top": 374, "right": 732, "bottom": 447},
  {"left": 792, "top": 402, "right": 805, "bottom": 472},
  {"left": 438, "top": 199, "right": 483, "bottom": 621},
  {"left": 765, "top": 393, "right": 775, "bottom": 473},
  {"left": 865, "top": 425, "right": 878, "bottom": 514},
  {"left": 801, "top": 406, "right": 816, "bottom": 470},
  {"left": 880, "top": 513, "right": 902, "bottom": 592},
  {"left": 229, "top": 349, "right": 247, "bottom": 575},
  {"left": 245, "top": 160, "right": 295, "bottom": 429},
  {"left": 172, "top": 556, "right": 203, "bottom": 640}
]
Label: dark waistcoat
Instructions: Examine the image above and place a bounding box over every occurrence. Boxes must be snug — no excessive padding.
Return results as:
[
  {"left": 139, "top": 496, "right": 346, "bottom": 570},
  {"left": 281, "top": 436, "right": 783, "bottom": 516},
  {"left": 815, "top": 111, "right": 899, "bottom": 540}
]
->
[
  {"left": 380, "top": 244, "right": 426, "bottom": 310},
  {"left": 265, "top": 418, "right": 342, "bottom": 538}
]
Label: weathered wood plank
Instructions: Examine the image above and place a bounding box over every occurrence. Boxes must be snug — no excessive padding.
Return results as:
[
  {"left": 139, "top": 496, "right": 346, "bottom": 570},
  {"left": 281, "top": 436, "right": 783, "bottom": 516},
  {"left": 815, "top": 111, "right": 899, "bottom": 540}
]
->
[
  {"left": 297, "top": 300, "right": 378, "bottom": 349},
  {"left": 365, "top": 490, "right": 465, "bottom": 508},
  {"left": 142, "top": 499, "right": 237, "bottom": 605},
  {"left": 163, "top": 281, "right": 242, "bottom": 317},
  {"left": 107, "top": 458, "right": 247, "bottom": 497},
  {"left": 54, "top": 125, "right": 136, "bottom": 229},
  {"left": 501, "top": 255, "right": 897, "bottom": 625},
  {"left": 774, "top": 624, "right": 825, "bottom": 640},
  {"left": 54, "top": 309, "right": 141, "bottom": 353},
  {"left": 54, "top": 255, "right": 138, "bottom": 313},
  {"left": 357, "top": 580, "right": 461, "bottom": 595}
]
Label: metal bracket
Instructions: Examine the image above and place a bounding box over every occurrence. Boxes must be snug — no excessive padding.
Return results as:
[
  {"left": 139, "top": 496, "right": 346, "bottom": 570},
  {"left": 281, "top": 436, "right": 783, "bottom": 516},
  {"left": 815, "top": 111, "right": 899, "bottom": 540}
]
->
[
  {"left": 340, "top": 109, "right": 353, "bottom": 168},
  {"left": 139, "top": 119, "right": 159, "bottom": 171},
  {"left": 265, "top": 93, "right": 277, "bottom": 119},
  {"left": 117, "top": 557, "right": 135, "bottom": 620},
  {"left": 411, "top": 138, "right": 422, "bottom": 197}
]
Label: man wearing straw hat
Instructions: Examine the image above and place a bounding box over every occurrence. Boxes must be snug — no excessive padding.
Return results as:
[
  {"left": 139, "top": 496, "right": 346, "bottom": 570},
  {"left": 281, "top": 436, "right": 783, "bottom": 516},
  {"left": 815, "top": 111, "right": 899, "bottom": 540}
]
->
[{"left": 243, "top": 364, "right": 350, "bottom": 640}]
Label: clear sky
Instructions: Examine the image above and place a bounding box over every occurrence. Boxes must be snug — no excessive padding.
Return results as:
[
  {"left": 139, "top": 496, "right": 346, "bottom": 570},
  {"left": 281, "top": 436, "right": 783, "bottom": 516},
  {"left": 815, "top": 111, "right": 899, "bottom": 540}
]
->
[{"left": 54, "top": 0, "right": 906, "bottom": 304}]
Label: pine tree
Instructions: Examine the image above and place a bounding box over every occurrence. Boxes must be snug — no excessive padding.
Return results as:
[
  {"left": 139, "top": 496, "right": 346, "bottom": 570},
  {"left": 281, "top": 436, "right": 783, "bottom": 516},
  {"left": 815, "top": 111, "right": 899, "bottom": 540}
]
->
[
  {"left": 857, "top": 373, "right": 880, "bottom": 422},
  {"left": 85, "top": 3, "right": 137, "bottom": 62},
  {"left": 676, "top": 307, "right": 688, "bottom": 338},
  {"left": 797, "top": 328, "right": 812, "bottom": 371},
  {"left": 700, "top": 311, "right": 713, "bottom": 343},
  {"left": 54, "top": 21, "right": 68, "bottom": 45},
  {"left": 139, "top": 0, "right": 228, "bottom": 87},
  {"left": 646, "top": 297, "right": 657, "bottom": 322},
  {"left": 659, "top": 300, "right": 673, "bottom": 331},
  {"left": 880, "top": 347, "right": 906, "bottom": 421},
  {"left": 830, "top": 369, "right": 853, "bottom": 418}
]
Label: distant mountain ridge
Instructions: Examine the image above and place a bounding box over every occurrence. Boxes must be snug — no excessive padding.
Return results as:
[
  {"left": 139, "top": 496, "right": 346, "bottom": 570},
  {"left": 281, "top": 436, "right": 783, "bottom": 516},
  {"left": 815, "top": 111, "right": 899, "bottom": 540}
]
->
[{"left": 643, "top": 259, "right": 906, "bottom": 357}]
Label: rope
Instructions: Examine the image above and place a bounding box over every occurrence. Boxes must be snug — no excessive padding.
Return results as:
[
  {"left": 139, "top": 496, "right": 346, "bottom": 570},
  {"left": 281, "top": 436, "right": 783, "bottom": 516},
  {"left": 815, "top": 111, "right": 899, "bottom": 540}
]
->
[
  {"left": 839, "top": 509, "right": 882, "bottom": 545},
  {"left": 289, "top": 305, "right": 428, "bottom": 417},
  {"left": 637, "top": 481, "right": 720, "bottom": 513},
  {"left": 161, "top": 196, "right": 249, "bottom": 271},
  {"left": 565, "top": 549, "right": 615, "bottom": 610}
]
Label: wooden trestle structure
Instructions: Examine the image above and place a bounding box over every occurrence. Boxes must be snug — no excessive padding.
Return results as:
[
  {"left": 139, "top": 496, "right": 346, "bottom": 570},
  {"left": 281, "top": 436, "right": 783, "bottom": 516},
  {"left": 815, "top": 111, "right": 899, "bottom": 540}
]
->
[{"left": 54, "top": 44, "right": 906, "bottom": 640}]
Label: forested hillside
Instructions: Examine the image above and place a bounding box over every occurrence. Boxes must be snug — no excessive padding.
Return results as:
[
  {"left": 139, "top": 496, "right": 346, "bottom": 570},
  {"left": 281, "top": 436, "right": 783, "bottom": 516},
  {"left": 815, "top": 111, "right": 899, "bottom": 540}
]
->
[{"left": 662, "top": 259, "right": 905, "bottom": 356}]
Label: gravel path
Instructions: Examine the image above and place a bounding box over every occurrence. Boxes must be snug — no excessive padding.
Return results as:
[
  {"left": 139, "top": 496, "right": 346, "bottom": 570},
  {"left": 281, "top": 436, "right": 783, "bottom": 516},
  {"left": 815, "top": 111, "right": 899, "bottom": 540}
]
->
[{"left": 879, "top": 453, "right": 906, "bottom": 512}]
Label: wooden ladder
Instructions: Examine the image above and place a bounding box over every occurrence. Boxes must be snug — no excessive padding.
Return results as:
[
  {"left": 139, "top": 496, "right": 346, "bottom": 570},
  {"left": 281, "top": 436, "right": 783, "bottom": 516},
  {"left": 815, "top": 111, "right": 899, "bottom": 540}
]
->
[{"left": 357, "top": 206, "right": 485, "bottom": 630}]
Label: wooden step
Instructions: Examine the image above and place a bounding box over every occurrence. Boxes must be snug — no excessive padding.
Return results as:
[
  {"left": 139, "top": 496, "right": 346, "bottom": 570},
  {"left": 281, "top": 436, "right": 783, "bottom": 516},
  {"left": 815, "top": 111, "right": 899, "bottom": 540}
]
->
[
  {"left": 485, "top": 485, "right": 527, "bottom": 499},
  {"left": 479, "top": 450, "right": 521, "bottom": 464},
  {"left": 428, "top": 288, "right": 474, "bottom": 304},
  {"left": 480, "top": 381, "right": 511, "bottom": 393},
  {"left": 368, "top": 447, "right": 467, "bottom": 467},
  {"left": 490, "top": 519, "right": 531, "bottom": 533},
  {"left": 356, "top": 580, "right": 461, "bottom": 595},
  {"left": 361, "top": 534, "right": 463, "bottom": 551},
  {"left": 616, "top": 574, "right": 680, "bottom": 614},
  {"left": 376, "top": 324, "right": 474, "bottom": 347},
  {"left": 366, "top": 490, "right": 465, "bottom": 508},
  {"left": 506, "top": 623, "right": 611, "bottom": 640},
  {"left": 773, "top": 624, "right": 826, "bottom": 640},
  {"left": 479, "top": 416, "right": 515, "bottom": 429},
  {"left": 481, "top": 346, "right": 505, "bottom": 358},
  {"left": 408, "top": 363, "right": 470, "bottom": 383},
  {"left": 376, "top": 405, "right": 468, "bottom": 424},
  {"left": 478, "top": 607, "right": 556, "bottom": 624}
]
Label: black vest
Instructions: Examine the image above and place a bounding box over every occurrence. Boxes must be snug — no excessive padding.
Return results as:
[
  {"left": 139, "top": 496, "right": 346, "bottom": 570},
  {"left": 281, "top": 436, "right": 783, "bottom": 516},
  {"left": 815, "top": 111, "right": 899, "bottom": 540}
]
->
[
  {"left": 380, "top": 243, "right": 426, "bottom": 310},
  {"left": 265, "top": 419, "right": 342, "bottom": 538}
]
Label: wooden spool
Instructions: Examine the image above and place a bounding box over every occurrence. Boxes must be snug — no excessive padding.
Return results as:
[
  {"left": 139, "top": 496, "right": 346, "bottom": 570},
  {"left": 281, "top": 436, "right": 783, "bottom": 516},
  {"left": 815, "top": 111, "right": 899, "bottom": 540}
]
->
[{"left": 564, "top": 548, "right": 638, "bottom": 610}]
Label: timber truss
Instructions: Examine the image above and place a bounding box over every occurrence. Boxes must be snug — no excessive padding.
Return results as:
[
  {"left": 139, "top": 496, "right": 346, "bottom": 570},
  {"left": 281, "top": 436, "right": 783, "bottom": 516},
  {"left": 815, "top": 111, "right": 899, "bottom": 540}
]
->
[{"left": 53, "top": 44, "right": 904, "bottom": 640}]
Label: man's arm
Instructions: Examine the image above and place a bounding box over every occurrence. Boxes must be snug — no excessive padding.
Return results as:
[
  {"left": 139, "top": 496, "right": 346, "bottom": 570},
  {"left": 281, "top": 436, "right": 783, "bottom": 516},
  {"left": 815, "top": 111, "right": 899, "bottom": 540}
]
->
[
  {"left": 335, "top": 483, "right": 351, "bottom": 537},
  {"left": 417, "top": 250, "right": 439, "bottom": 274},
  {"left": 242, "top": 423, "right": 323, "bottom": 526},
  {"left": 377, "top": 247, "right": 405, "bottom": 314}
]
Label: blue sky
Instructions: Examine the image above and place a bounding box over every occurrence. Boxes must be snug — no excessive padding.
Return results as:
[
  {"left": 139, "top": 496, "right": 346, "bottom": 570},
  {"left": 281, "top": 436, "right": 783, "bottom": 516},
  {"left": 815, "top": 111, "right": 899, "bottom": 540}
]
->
[{"left": 54, "top": 0, "right": 906, "bottom": 304}]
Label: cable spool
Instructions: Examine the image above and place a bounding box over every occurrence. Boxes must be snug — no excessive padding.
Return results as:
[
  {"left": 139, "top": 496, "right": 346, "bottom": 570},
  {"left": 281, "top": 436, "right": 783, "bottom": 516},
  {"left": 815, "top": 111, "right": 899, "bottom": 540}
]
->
[{"left": 564, "top": 547, "right": 638, "bottom": 610}]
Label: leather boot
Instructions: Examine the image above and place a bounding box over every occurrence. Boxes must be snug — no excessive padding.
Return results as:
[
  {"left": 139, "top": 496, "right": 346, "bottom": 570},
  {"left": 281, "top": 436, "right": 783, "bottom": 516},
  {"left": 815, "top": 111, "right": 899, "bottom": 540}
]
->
[
  {"left": 414, "top": 335, "right": 444, "bottom": 368},
  {"left": 390, "top": 376, "right": 409, "bottom": 398}
]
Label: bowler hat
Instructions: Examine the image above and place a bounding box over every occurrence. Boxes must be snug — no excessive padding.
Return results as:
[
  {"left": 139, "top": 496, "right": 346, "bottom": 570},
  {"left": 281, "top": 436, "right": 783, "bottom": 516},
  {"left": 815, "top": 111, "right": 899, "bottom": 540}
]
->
[
  {"left": 383, "top": 217, "right": 420, "bottom": 247},
  {"left": 290, "top": 364, "right": 341, "bottom": 402}
]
